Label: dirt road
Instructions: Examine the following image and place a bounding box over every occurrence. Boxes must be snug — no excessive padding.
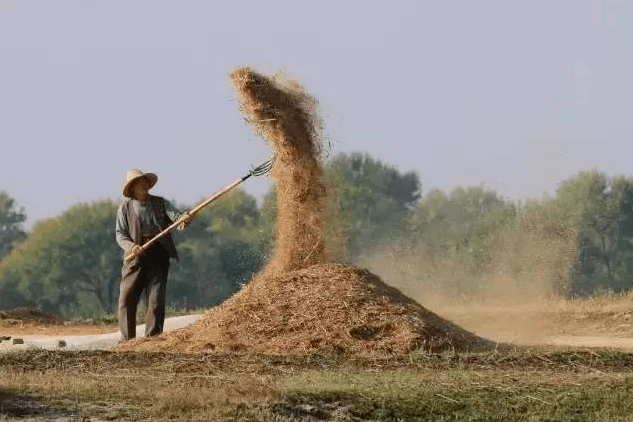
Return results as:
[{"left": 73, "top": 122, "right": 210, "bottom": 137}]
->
[{"left": 0, "top": 314, "right": 201, "bottom": 351}]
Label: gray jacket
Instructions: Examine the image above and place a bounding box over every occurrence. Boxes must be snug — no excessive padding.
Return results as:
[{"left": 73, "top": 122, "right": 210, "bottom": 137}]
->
[{"left": 116, "top": 195, "right": 179, "bottom": 260}]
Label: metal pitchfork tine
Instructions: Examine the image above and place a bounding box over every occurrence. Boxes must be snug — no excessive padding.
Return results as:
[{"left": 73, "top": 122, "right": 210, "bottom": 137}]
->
[
  {"left": 250, "top": 154, "right": 276, "bottom": 176},
  {"left": 125, "top": 154, "right": 277, "bottom": 262}
]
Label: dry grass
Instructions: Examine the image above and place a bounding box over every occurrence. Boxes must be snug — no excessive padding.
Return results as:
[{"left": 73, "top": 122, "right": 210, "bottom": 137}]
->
[
  {"left": 0, "top": 350, "right": 279, "bottom": 421},
  {"left": 3, "top": 348, "right": 633, "bottom": 421}
]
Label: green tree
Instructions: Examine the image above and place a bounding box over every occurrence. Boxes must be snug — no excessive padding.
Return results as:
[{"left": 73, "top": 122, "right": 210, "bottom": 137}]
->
[
  {"left": 557, "top": 171, "right": 633, "bottom": 294},
  {"left": 409, "top": 186, "right": 512, "bottom": 266},
  {"left": 612, "top": 176, "right": 633, "bottom": 288},
  {"left": 169, "top": 189, "right": 268, "bottom": 308},
  {"left": 325, "top": 152, "right": 421, "bottom": 259},
  {"left": 0, "top": 200, "right": 120, "bottom": 315},
  {"left": 0, "top": 191, "right": 27, "bottom": 260}
]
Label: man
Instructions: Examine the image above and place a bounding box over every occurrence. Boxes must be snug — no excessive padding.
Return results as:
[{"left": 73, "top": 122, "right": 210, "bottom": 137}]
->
[{"left": 115, "top": 169, "right": 193, "bottom": 341}]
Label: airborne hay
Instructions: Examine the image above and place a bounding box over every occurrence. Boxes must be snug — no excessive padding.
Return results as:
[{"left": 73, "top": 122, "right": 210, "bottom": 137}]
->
[
  {"left": 121, "top": 67, "right": 497, "bottom": 354},
  {"left": 230, "top": 67, "right": 327, "bottom": 276}
]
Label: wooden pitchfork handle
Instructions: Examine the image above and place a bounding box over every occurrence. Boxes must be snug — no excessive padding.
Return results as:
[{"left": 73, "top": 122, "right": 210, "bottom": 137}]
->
[{"left": 124, "top": 155, "right": 275, "bottom": 262}]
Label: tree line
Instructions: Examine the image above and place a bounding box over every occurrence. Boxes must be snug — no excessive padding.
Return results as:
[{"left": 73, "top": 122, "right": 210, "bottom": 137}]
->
[{"left": 1, "top": 153, "right": 633, "bottom": 316}]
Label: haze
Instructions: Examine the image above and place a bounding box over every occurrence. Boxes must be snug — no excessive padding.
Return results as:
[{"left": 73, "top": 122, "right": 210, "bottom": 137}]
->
[{"left": 1, "top": 1, "right": 631, "bottom": 227}]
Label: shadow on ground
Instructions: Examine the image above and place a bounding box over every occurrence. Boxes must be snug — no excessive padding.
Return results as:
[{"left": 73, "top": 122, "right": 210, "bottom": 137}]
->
[{"left": 0, "top": 390, "right": 76, "bottom": 420}]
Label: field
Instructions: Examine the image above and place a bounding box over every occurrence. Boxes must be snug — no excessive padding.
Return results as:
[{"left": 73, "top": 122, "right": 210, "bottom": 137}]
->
[
  {"left": 3, "top": 69, "right": 632, "bottom": 421},
  {"left": 2, "top": 346, "right": 633, "bottom": 421},
  {"left": 2, "top": 298, "right": 633, "bottom": 421}
]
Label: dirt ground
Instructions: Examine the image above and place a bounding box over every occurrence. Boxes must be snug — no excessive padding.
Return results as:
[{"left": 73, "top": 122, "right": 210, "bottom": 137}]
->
[
  {"left": 429, "top": 301, "right": 633, "bottom": 350},
  {"left": 0, "top": 321, "right": 115, "bottom": 336},
  {"left": 2, "top": 302, "right": 632, "bottom": 350},
  {"left": 438, "top": 304, "right": 632, "bottom": 339},
  {"left": 3, "top": 304, "right": 633, "bottom": 420},
  {"left": 0, "top": 308, "right": 115, "bottom": 337}
]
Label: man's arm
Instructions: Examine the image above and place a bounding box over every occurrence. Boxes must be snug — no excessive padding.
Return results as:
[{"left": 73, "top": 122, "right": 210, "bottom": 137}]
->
[
  {"left": 115, "top": 205, "right": 137, "bottom": 253},
  {"left": 164, "top": 199, "right": 193, "bottom": 229}
]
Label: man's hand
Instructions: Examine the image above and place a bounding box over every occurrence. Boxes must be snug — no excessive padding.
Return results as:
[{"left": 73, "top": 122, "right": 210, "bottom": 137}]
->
[
  {"left": 179, "top": 212, "right": 194, "bottom": 229},
  {"left": 127, "top": 244, "right": 142, "bottom": 260}
]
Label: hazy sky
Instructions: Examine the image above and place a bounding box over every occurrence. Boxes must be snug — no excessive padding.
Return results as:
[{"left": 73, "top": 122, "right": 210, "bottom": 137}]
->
[{"left": 1, "top": 1, "right": 631, "bottom": 228}]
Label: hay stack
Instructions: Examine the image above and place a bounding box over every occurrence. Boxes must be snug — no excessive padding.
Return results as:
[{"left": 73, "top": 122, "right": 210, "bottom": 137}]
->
[
  {"left": 120, "top": 67, "right": 496, "bottom": 354},
  {"left": 128, "top": 263, "right": 495, "bottom": 353}
]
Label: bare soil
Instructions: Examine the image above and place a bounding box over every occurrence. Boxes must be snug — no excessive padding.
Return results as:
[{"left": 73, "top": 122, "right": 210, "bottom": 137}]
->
[
  {"left": 434, "top": 302, "right": 633, "bottom": 350},
  {"left": 438, "top": 304, "right": 633, "bottom": 341},
  {"left": 0, "top": 307, "right": 116, "bottom": 336},
  {"left": 0, "top": 321, "right": 115, "bottom": 336}
]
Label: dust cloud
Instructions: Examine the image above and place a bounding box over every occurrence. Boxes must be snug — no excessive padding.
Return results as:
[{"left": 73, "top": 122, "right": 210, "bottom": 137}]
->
[{"left": 355, "top": 229, "right": 579, "bottom": 344}]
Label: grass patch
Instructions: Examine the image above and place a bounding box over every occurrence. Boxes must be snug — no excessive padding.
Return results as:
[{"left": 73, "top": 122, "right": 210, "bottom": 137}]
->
[
  {"left": 2, "top": 348, "right": 633, "bottom": 421},
  {"left": 277, "top": 369, "right": 633, "bottom": 421}
]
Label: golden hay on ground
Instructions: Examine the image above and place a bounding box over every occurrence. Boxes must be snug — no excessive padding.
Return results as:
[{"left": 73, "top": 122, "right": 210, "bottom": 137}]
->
[{"left": 120, "top": 67, "right": 497, "bottom": 354}]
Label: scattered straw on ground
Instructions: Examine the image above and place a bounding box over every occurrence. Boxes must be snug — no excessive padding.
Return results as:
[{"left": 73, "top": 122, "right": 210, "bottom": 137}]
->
[{"left": 120, "top": 67, "right": 497, "bottom": 355}]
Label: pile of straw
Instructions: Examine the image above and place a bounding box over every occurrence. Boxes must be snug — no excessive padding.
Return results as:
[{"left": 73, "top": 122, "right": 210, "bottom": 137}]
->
[
  {"left": 129, "top": 263, "right": 495, "bottom": 353},
  {"left": 122, "top": 67, "right": 495, "bottom": 354}
]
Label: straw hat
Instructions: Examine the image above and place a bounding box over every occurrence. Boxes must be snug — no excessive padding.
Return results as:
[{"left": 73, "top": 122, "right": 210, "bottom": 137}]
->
[{"left": 122, "top": 169, "right": 158, "bottom": 198}]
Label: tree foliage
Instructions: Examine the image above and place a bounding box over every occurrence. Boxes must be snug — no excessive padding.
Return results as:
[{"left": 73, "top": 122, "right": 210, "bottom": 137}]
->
[
  {"left": 557, "top": 171, "right": 633, "bottom": 295},
  {"left": 168, "top": 189, "right": 268, "bottom": 308},
  {"left": 0, "top": 200, "right": 120, "bottom": 315},
  {"left": 0, "top": 191, "right": 27, "bottom": 260},
  {"left": 3, "top": 154, "right": 633, "bottom": 316},
  {"left": 408, "top": 186, "right": 513, "bottom": 268},
  {"left": 325, "top": 152, "right": 421, "bottom": 258}
]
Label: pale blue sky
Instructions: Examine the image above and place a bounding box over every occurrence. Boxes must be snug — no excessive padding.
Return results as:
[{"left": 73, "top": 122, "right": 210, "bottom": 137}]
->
[{"left": 1, "top": 1, "right": 631, "bottom": 227}]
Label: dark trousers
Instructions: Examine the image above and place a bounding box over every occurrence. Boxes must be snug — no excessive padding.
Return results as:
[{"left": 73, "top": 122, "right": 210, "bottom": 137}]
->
[{"left": 118, "top": 245, "right": 170, "bottom": 341}]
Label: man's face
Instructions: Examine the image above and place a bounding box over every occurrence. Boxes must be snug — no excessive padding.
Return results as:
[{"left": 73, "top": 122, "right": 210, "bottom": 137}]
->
[{"left": 132, "top": 178, "right": 150, "bottom": 201}]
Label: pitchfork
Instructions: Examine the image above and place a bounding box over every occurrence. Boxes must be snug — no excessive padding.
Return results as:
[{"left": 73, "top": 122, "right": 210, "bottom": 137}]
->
[{"left": 124, "top": 155, "right": 276, "bottom": 262}]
